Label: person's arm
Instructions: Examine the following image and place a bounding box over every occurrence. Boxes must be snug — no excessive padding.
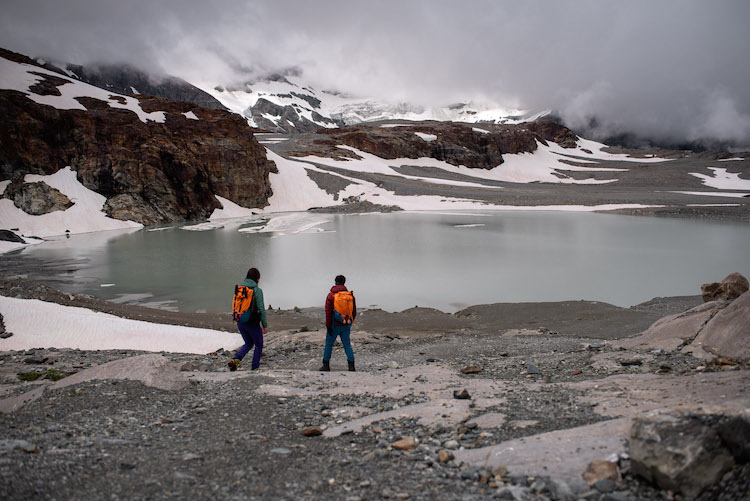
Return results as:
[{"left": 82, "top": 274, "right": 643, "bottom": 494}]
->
[
  {"left": 352, "top": 294, "right": 357, "bottom": 321},
  {"left": 325, "top": 293, "right": 333, "bottom": 332},
  {"left": 255, "top": 287, "right": 268, "bottom": 329}
]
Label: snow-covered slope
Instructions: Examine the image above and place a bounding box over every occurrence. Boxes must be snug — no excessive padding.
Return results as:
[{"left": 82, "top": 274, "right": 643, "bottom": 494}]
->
[{"left": 199, "top": 75, "right": 550, "bottom": 132}]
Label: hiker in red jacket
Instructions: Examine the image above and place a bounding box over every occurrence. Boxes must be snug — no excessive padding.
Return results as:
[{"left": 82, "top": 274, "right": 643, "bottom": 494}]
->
[{"left": 320, "top": 275, "right": 357, "bottom": 372}]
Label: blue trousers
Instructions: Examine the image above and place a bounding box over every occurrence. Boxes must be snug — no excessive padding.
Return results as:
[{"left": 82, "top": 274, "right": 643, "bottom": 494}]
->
[
  {"left": 323, "top": 326, "right": 354, "bottom": 363},
  {"left": 234, "top": 323, "right": 263, "bottom": 369}
]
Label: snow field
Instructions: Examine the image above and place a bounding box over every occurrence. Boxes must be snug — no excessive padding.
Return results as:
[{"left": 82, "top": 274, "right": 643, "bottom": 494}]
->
[{"left": 0, "top": 296, "right": 238, "bottom": 354}]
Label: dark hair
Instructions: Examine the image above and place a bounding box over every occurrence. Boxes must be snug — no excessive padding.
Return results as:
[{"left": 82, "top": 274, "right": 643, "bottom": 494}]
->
[
  {"left": 335, "top": 274, "right": 346, "bottom": 285},
  {"left": 246, "top": 267, "right": 261, "bottom": 282}
]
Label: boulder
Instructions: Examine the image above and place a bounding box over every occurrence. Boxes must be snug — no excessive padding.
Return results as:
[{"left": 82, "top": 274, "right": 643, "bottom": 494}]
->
[
  {"left": 701, "top": 273, "right": 749, "bottom": 302},
  {"left": 616, "top": 301, "right": 726, "bottom": 352},
  {"left": 688, "top": 290, "right": 750, "bottom": 361},
  {"left": 0, "top": 229, "right": 25, "bottom": 243},
  {"left": 3, "top": 180, "right": 73, "bottom": 215},
  {"left": 629, "top": 412, "right": 735, "bottom": 498}
]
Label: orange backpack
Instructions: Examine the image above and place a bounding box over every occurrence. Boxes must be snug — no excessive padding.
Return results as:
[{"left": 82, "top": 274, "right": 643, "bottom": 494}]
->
[
  {"left": 333, "top": 290, "right": 355, "bottom": 325},
  {"left": 232, "top": 285, "right": 255, "bottom": 322}
]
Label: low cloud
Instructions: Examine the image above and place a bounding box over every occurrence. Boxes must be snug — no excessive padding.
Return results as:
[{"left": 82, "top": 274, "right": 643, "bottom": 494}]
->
[{"left": 2, "top": 0, "right": 749, "bottom": 148}]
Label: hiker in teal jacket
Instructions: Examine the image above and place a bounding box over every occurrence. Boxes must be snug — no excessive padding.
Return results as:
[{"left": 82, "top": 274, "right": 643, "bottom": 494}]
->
[{"left": 229, "top": 267, "right": 268, "bottom": 371}]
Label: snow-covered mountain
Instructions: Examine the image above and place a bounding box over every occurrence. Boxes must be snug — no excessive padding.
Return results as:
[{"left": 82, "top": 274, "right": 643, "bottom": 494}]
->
[{"left": 199, "top": 74, "right": 551, "bottom": 133}]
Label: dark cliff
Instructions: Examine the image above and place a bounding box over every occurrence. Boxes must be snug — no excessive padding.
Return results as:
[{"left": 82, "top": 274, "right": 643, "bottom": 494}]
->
[{"left": 0, "top": 50, "right": 275, "bottom": 225}]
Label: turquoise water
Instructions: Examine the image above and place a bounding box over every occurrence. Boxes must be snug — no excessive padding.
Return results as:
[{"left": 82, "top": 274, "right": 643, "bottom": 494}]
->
[{"left": 15, "top": 211, "right": 750, "bottom": 313}]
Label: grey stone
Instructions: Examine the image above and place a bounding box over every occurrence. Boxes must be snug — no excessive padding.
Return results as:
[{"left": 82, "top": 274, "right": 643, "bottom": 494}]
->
[
  {"left": 270, "top": 447, "right": 291, "bottom": 455},
  {"left": 594, "top": 478, "right": 615, "bottom": 493},
  {"left": 629, "top": 412, "right": 735, "bottom": 498},
  {"left": 0, "top": 439, "right": 37, "bottom": 453}
]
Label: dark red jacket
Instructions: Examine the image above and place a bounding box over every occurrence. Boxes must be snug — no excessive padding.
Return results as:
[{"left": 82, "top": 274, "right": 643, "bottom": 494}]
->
[{"left": 325, "top": 284, "right": 357, "bottom": 329}]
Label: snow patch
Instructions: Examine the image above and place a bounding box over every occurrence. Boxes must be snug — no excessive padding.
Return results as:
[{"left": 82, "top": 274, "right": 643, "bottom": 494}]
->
[
  {"left": 472, "top": 127, "right": 490, "bottom": 134},
  {"left": 0, "top": 57, "right": 166, "bottom": 123},
  {"left": 182, "top": 111, "right": 199, "bottom": 120},
  {"left": 261, "top": 150, "right": 337, "bottom": 212},
  {"left": 670, "top": 191, "right": 750, "bottom": 199},
  {"left": 690, "top": 167, "right": 750, "bottom": 190},
  {"left": 415, "top": 132, "right": 437, "bottom": 142},
  {"left": 717, "top": 157, "right": 745, "bottom": 162},
  {"left": 209, "top": 195, "right": 257, "bottom": 220},
  {"left": 0, "top": 296, "right": 239, "bottom": 354}
]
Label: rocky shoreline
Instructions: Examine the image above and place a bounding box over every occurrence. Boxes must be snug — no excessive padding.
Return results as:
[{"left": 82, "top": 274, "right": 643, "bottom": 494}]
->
[{"left": 1, "top": 270, "right": 749, "bottom": 500}]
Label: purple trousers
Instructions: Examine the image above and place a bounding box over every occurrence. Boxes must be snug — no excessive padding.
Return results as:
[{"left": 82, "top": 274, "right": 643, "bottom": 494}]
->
[{"left": 234, "top": 322, "right": 263, "bottom": 369}]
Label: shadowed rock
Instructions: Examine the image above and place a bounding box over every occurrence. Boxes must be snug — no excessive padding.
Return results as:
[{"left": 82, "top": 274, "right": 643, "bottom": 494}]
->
[{"left": 629, "top": 411, "right": 739, "bottom": 498}]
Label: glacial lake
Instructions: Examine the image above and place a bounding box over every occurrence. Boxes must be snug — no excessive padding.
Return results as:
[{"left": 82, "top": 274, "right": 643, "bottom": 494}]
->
[{"left": 11, "top": 211, "right": 750, "bottom": 313}]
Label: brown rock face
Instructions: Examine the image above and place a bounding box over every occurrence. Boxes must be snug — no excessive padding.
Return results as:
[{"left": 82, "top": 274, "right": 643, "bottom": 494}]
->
[
  {"left": 0, "top": 54, "right": 275, "bottom": 225},
  {"left": 314, "top": 120, "right": 576, "bottom": 169},
  {"left": 701, "top": 273, "right": 749, "bottom": 302}
]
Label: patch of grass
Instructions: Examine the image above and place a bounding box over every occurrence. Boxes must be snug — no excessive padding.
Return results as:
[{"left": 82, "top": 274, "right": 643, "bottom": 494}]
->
[{"left": 17, "top": 368, "right": 71, "bottom": 382}]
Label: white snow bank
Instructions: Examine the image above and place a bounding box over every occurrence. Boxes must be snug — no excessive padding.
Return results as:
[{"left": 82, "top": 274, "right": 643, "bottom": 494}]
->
[
  {"left": 415, "top": 132, "right": 437, "bottom": 142},
  {"left": 0, "top": 167, "right": 142, "bottom": 239},
  {"left": 472, "top": 127, "right": 490, "bottom": 134},
  {"left": 690, "top": 167, "right": 750, "bottom": 190},
  {"left": 0, "top": 296, "right": 239, "bottom": 354},
  {"left": 717, "top": 157, "right": 745, "bottom": 162},
  {"left": 0, "top": 57, "right": 166, "bottom": 123},
  {"left": 182, "top": 111, "right": 199, "bottom": 120},
  {"left": 670, "top": 191, "right": 750, "bottom": 199},
  {"left": 209, "top": 195, "right": 257, "bottom": 220}
]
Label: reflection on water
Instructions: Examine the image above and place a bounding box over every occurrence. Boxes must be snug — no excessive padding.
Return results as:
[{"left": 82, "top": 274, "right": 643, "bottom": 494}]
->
[{"left": 14, "top": 211, "right": 750, "bottom": 313}]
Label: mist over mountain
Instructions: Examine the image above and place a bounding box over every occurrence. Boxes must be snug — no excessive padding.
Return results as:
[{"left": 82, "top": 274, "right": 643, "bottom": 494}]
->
[{"left": 1, "top": 1, "right": 749, "bottom": 150}]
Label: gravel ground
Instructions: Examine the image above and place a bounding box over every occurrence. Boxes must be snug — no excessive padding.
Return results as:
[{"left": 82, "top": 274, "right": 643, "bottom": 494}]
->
[{"left": 2, "top": 314, "right": 748, "bottom": 500}]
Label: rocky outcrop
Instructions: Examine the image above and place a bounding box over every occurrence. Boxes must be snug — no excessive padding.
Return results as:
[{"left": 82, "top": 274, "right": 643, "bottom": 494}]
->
[
  {"left": 2, "top": 180, "right": 73, "bottom": 215},
  {"left": 691, "top": 290, "right": 750, "bottom": 361},
  {"left": 313, "top": 120, "right": 577, "bottom": 169},
  {"left": 701, "top": 272, "right": 749, "bottom": 302},
  {"left": 629, "top": 410, "right": 748, "bottom": 498},
  {"left": 0, "top": 51, "right": 276, "bottom": 225},
  {"left": 248, "top": 98, "right": 338, "bottom": 133},
  {"left": 618, "top": 274, "right": 750, "bottom": 361}
]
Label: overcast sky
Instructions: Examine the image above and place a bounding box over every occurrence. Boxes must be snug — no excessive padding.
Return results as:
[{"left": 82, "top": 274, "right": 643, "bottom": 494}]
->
[{"left": 2, "top": 0, "right": 749, "bottom": 147}]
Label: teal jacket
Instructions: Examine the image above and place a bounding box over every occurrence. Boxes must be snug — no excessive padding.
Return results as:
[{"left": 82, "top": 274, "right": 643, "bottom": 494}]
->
[{"left": 237, "top": 278, "right": 268, "bottom": 328}]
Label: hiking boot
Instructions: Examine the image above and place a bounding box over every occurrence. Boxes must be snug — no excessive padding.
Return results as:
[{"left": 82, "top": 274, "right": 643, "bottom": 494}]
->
[
  {"left": 319, "top": 360, "right": 330, "bottom": 372},
  {"left": 228, "top": 358, "right": 240, "bottom": 371},
  {"left": 348, "top": 361, "right": 356, "bottom": 372}
]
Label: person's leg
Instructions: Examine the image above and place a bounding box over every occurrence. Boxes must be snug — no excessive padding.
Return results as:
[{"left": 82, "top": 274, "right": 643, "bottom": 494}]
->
[
  {"left": 340, "top": 327, "right": 354, "bottom": 363},
  {"left": 234, "top": 323, "right": 255, "bottom": 360},
  {"left": 322, "top": 331, "right": 337, "bottom": 362},
  {"left": 249, "top": 325, "right": 264, "bottom": 369}
]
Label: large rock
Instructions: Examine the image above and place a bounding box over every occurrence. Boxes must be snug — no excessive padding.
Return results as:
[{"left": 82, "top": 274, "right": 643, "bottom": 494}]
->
[
  {"left": 629, "top": 411, "right": 736, "bottom": 498},
  {"left": 701, "top": 273, "right": 749, "bottom": 302},
  {"left": 3, "top": 179, "right": 73, "bottom": 215},
  {"left": 689, "top": 290, "right": 750, "bottom": 361},
  {"left": 616, "top": 301, "right": 726, "bottom": 352},
  {"left": 0, "top": 49, "right": 275, "bottom": 225},
  {"left": 0, "top": 229, "right": 25, "bottom": 243}
]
